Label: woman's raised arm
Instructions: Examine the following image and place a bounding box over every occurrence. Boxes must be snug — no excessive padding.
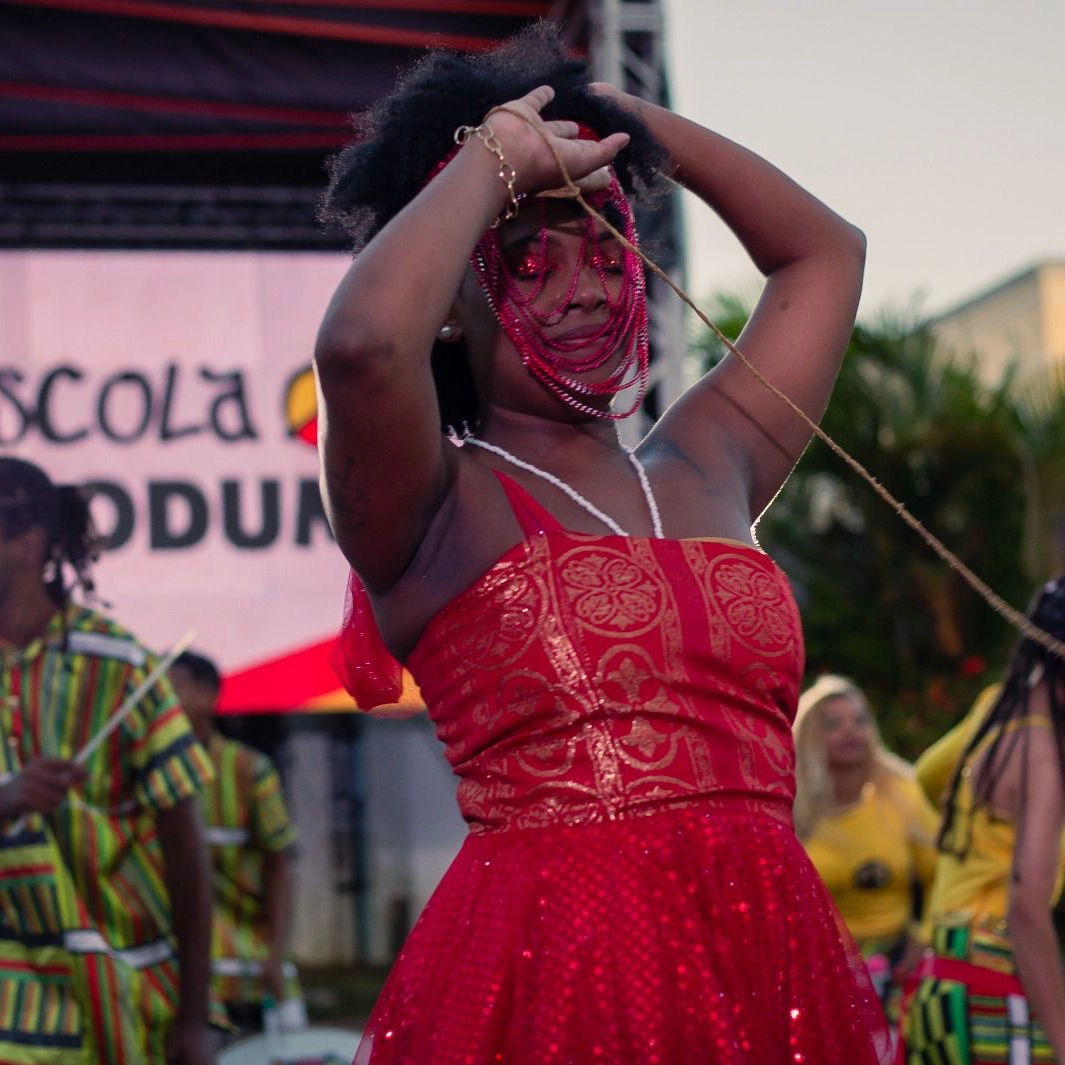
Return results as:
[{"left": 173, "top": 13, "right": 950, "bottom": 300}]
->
[
  {"left": 314, "top": 87, "right": 628, "bottom": 593},
  {"left": 602, "top": 89, "right": 865, "bottom": 522}
]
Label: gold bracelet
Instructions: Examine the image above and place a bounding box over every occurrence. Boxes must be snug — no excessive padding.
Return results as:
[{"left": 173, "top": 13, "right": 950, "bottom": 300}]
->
[{"left": 454, "top": 121, "right": 520, "bottom": 227}]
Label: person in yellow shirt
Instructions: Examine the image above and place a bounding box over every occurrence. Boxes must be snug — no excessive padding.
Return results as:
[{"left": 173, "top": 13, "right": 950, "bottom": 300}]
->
[
  {"left": 914, "top": 684, "right": 1001, "bottom": 810},
  {"left": 794, "top": 674, "right": 940, "bottom": 1010},
  {"left": 897, "top": 578, "right": 1065, "bottom": 1065}
]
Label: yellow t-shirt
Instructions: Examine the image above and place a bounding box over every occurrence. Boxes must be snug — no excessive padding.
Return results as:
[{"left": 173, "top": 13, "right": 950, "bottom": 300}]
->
[
  {"left": 914, "top": 684, "right": 1001, "bottom": 809},
  {"left": 803, "top": 773, "right": 941, "bottom": 945},
  {"left": 926, "top": 716, "right": 1065, "bottom": 927}
]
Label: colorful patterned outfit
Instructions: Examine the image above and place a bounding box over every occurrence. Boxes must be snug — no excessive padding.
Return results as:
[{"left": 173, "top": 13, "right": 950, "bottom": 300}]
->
[
  {"left": 199, "top": 733, "right": 301, "bottom": 1008},
  {"left": 353, "top": 473, "right": 888, "bottom": 1064},
  {"left": 0, "top": 605, "right": 214, "bottom": 1065},
  {"left": 804, "top": 774, "right": 940, "bottom": 1003},
  {"left": 897, "top": 716, "right": 1065, "bottom": 1065}
]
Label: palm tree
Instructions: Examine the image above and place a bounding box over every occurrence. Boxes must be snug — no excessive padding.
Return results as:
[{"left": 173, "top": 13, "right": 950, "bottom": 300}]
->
[
  {"left": 1010, "top": 359, "right": 1065, "bottom": 580},
  {"left": 694, "top": 297, "right": 1030, "bottom": 757}
]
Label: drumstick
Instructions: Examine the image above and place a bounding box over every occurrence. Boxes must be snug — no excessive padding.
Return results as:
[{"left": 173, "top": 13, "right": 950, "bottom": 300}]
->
[
  {"left": 5, "top": 628, "right": 197, "bottom": 835},
  {"left": 73, "top": 628, "right": 197, "bottom": 766}
]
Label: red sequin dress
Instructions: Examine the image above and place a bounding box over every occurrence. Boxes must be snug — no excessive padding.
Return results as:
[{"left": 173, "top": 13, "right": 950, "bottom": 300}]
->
[{"left": 353, "top": 474, "right": 888, "bottom": 1064}]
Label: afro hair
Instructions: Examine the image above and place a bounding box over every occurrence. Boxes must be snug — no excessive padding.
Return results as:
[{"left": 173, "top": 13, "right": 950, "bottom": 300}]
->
[{"left": 319, "top": 22, "right": 666, "bottom": 250}]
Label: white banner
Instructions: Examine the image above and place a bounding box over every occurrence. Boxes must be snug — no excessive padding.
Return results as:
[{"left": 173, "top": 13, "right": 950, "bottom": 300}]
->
[{"left": 0, "top": 249, "right": 360, "bottom": 710}]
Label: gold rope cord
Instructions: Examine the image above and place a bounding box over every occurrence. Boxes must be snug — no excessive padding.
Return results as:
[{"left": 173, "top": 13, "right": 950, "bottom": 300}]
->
[{"left": 491, "top": 105, "right": 1065, "bottom": 663}]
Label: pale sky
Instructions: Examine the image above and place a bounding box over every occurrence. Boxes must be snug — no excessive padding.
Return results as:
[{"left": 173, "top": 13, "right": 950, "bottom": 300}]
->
[{"left": 662, "top": 1, "right": 1065, "bottom": 322}]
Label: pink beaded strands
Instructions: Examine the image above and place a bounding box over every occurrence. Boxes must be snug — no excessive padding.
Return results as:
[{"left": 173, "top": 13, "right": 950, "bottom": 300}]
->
[
  {"left": 471, "top": 177, "right": 650, "bottom": 420},
  {"left": 430, "top": 118, "right": 651, "bottom": 420}
]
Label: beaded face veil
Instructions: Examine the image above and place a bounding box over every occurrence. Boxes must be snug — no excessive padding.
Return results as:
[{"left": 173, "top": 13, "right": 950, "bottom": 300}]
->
[
  {"left": 433, "top": 124, "right": 650, "bottom": 420},
  {"left": 472, "top": 174, "right": 650, "bottom": 419}
]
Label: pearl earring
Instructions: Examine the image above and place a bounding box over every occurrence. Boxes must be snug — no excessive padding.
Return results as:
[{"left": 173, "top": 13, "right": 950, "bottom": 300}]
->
[{"left": 438, "top": 323, "right": 459, "bottom": 341}]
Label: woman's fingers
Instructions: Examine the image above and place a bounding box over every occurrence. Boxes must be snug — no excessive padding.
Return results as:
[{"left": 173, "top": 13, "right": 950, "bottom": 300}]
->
[
  {"left": 487, "top": 89, "right": 629, "bottom": 193},
  {"left": 543, "top": 119, "right": 580, "bottom": 139},
  {"left": 557, "top": 132, "right": 630, "bottom": 182},
  {"left": 573, "top": 166, "right": 613, "bottom": 194},
  {"left": 522, "top": 85, "right": 555, "bottom": 112}
]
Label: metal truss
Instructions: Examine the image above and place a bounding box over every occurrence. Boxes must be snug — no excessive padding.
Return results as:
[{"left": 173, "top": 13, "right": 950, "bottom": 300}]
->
[{"left": 590, "top": 0, "right": 689, "bottom": 430}]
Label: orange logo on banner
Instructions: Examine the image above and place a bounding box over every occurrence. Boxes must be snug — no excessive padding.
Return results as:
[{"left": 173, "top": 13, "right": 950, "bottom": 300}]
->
[{"left": 284, "top": 366, "right": 319, "bottom": 447}]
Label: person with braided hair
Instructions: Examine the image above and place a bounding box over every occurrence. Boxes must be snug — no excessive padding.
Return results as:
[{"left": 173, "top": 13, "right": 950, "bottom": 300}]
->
[
  {"left": 315, "top": 24, "right": 885, "bottom": 1065},
  {"left": 896, "top": 577, "right": 1065, "bottom": 1064},
  {"left": 0, "top": 457, "right": 220, "bottom": 1065}
]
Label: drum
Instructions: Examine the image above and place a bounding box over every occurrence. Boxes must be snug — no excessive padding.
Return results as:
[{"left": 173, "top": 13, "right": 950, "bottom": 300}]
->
[{"left": 218, "top": 1025, "right": 361, "bottom": 1065}]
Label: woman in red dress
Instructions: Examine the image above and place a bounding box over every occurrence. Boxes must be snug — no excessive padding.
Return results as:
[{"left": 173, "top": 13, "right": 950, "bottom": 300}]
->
[{"left": 315, "top": 25, "right": 887, "bottom": 1065}]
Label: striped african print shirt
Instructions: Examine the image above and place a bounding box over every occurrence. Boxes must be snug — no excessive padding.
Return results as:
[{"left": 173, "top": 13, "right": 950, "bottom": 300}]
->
[
  {"left": 0, "top": 605, "right": 214, "bottom": 1065},
  {"left": 201, "top": 734, "right": 300, "bottom": 1005}
]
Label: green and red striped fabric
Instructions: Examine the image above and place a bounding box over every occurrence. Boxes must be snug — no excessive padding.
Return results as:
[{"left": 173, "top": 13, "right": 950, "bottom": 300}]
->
[
  {"left": 0, "top": 605, "right": 215, "bottom": 1063},
  {"left": 200, "top": 734, "right": 301, "bottom": 1005}
]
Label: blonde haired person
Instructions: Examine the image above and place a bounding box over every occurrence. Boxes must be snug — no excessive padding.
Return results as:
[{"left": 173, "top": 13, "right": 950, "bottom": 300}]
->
[{"left": 794, "top": 674, "right": 940, "bottom": 1008}]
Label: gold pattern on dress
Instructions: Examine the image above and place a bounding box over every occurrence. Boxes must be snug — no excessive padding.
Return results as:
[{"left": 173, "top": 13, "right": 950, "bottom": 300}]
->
[
  {"left": 737, "top": 664, "right": 795, "bottom": 784},
  {"left": 415, "top": 535, "right": 803, "bottom": 833},
  {"left": 581, "top": 720, "right": 626, "bottom": 816},
  {"left": 685, "top": 733, "right": 720, "bottom": 790},
  {"left": 512, "top": 797, "right": 606, "bottom": 830},
  {"left": 707, "top": 558, "right": 795, "bottom": 656},
  {"left": 495, "top": 676, "right": 546, "bottom": 721},
  {"left": 633, "top": 539, "right": 688, "bottom": 697},
  {"left": 558, "top": 545, "right": 663, "bottom": 637},
  {"left": 540, "top": 618, "right": 586, "bottom": 692},
  {"left": 619, "top": 719, "right": 672, "bottom": 760},
  {"left": 707, "top": 614, "right": 731, "bottom": 661},
  {"left": 445, "top": 559, "right": 547, "bottom": 670},
  {"left": 514, "top": 735, "right": 578, "bottom": 779},
  {"left": 598, "top": 648, "right": 678, "bottom": 718},
  {"left": 488, "top": 672, "right": 591, "bottom": 746}
]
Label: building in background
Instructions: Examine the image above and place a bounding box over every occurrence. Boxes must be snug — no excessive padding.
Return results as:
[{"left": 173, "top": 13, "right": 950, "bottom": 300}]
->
[
  {"left": 932, "top": 259, "right": 1065, "bottom": 386},
  {"left": 931, "top": 257, "right": 1065, "bottom": 581}
]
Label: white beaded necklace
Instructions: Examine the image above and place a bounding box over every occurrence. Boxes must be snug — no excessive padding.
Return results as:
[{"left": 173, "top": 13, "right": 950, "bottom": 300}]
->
[{"left": 465, "top": 436, "right": 664, "bottom": 539}]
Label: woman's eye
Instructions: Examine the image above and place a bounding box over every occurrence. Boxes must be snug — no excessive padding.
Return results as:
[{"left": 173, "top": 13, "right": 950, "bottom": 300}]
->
[
  {"left": 510, "top": 253, "right": 555, "bottom": 280},
  {"left": 593, "top": 243, "right": 624, "bottom": 272}
]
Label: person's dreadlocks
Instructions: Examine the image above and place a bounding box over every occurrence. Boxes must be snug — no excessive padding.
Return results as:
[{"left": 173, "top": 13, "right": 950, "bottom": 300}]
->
[
  {"left": 0, "top": 457, "right": 101, "bottom": 606},
  {"left": 938, "top": 575, "right": 1065, "bottom": 868}
]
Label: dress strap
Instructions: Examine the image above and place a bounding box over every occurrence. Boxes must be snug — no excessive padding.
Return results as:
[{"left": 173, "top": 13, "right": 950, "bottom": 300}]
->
[{"left": 492, "top": 470, "right": 565, "bottom": 537}]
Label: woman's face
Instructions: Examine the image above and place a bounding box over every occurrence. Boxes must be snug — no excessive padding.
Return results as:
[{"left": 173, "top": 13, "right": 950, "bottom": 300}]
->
[
  {"left": 454, "top": 197, "right": 641, "bottom": 417},
  {"left": 495, "top": 199, "right": 626, "bottom": 327},
  {"left": 819, "top": 694, "right": 874, "bottom": 771}
]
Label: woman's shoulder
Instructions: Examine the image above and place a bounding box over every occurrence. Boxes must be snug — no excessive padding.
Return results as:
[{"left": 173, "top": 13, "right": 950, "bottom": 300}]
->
[
  {"left": 636, "top": 428, "right": 753, "bottom": 539},
  {"left": 374, "top": 453, "right": 530, "bottom": 657},
  {"left": 874, "top": 757, "right": 939, "bottom": 817},
  {"left": 978, "top": 707, "right": 1054, "bottom": 752}
]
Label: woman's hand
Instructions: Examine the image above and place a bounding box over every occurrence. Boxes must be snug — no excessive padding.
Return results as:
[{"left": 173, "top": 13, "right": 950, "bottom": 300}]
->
[
  {"left": 164, "top": 1019, "right": 215, "bottom": 1065},
  {"left": 589, "top": 81, "right": 641, "bottom": 114},
  {"left": 482, "top": 86, "right": 629, "bottom": 197}
]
